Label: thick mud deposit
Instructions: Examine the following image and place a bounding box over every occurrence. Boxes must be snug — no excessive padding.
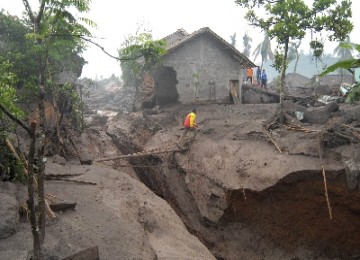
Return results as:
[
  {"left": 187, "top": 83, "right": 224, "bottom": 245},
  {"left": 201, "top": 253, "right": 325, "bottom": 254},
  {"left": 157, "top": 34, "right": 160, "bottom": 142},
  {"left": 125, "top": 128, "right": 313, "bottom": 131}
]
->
[
  {"left": 224, "top": 170, "right": 360, "bottom": 259},
  {"left": 103, "top": 103, "right": 360, "bottom": 259}
]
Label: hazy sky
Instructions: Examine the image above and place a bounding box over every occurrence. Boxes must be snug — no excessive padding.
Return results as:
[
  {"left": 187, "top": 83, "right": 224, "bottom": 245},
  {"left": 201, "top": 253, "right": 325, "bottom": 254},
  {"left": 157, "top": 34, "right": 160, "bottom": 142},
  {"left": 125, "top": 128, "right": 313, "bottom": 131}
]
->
[{"left": 2, "top": 0, "right": 360, "bottom": 79}]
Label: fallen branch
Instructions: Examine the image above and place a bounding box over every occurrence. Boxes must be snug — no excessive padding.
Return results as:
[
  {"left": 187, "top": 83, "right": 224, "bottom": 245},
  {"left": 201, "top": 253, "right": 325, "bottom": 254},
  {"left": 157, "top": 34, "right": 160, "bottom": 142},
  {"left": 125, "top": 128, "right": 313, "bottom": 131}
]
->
[
  {"left": 285, "top": 123, "right": 317, "bottom": 133},
  {"left": 45, "top": 178, "right": 97, "bottom": 185},
  {"left": 333, "top": 132, "right": 359, "bottom": 143},
  {"left": 263, "top": 129, "right": 282, "bottom": 154},
  {"left": 45, "top": 192, "right": 64, "bottom": 202},
  {"left": 318, "top": 132, "right": 333, "bottom": 220},
  {"left": 342, "top": 124, "right": 360, "bottom": 139},
  {"left": 95, "top": 147, "right": 187, "bottom": 162}
]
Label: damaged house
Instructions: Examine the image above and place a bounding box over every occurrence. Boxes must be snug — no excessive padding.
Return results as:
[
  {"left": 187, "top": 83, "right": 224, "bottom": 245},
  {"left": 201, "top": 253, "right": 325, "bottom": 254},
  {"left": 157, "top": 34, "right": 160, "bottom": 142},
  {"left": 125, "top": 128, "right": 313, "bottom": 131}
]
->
[{"left": 140, "top": 27, "right": 256, "bottom": 107}]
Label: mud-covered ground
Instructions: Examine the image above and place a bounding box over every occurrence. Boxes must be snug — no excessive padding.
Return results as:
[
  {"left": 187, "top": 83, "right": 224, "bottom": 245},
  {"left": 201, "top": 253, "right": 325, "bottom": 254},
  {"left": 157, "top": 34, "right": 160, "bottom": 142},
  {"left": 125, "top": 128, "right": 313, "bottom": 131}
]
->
[
  {"left": 1, "top": 99, "right": 360, "bottom": 260},
  {"left": 99, "top": 101, "right": 360, "bottom": 259}
]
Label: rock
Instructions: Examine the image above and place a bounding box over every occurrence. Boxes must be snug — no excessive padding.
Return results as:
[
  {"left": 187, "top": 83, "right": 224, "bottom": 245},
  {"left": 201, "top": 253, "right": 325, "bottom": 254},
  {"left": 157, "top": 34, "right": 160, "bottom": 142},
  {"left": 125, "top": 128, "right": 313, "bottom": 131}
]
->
[
  {"left": 0, "top": 181, "right": 17, "bottom": 196},
  {"left": 0, "top": 192, "right": 19, "bottom": 239},
  {"left": 52, "top": 154, "right": 67, "bottom": 165},
  {"left": 0, "top": 250, "right": 29, "bottom": 260},
  {"left": 80, "top": 155, "right": 93, "bottom": 165},
  {"left": 325, "top": 101, "right": 339, "bottom": 113}
]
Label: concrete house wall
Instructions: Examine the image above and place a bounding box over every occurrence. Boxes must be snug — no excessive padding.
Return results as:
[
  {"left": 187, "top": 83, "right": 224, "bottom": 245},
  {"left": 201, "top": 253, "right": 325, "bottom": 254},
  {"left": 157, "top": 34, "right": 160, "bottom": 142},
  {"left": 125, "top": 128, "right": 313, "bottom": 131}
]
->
[{"left": 160, "top": 33, "right": 244, "bottom": 103}]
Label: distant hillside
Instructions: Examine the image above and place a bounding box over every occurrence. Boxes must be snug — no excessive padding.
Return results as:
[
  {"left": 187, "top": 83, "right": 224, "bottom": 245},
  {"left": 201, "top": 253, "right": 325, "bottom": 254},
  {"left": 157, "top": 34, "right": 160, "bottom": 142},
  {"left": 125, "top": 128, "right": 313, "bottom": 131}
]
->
[{"left": 262, "top": 53, "right": 350, "bottom": 82}]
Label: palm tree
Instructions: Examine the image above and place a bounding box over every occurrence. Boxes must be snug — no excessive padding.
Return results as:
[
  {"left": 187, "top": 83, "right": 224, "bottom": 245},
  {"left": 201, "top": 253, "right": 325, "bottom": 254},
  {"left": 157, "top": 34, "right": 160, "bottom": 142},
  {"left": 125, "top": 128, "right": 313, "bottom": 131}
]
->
[
  {"left": 253, "top": 33, "right": 274, "bottom": 68},
  {"left": 230, "top": 32, "right": 237, "bottom": 47},
  {"left": 334, "top": 36, "right": 353, "bottom": 60},
  {"left": 242, "top": 32, "right": 252, "bottom": 58},
  {"left": 334, "top": 36, "right": 353, "bottom": 83}
]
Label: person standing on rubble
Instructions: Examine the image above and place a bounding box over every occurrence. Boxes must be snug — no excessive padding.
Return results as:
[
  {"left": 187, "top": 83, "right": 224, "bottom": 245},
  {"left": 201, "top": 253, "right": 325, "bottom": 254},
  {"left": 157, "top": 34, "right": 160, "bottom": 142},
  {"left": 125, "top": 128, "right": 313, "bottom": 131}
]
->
[
  {"left": 178, "top": 108, "right": 198, "bottom": 145},
  {"left": 261, "top": 69, "right": 267, "bottom": 90},
  {"left": 246, "top": 67, "right": 253, "bottom": 84}
]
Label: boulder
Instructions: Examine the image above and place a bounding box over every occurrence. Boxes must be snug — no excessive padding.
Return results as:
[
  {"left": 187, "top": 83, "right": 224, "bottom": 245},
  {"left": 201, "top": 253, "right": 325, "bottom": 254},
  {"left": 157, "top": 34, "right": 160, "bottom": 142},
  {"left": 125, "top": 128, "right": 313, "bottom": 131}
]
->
[{"left": 0, "top": 182, "right": 19, "bottom": 239}]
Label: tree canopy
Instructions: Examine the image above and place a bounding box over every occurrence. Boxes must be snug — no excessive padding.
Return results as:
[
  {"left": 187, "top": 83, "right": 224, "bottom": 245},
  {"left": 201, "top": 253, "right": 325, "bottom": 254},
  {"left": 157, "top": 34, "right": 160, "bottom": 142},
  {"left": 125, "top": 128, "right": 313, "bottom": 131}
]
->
[
  {"left": 235, "top": 0, "right": 353, "bottom": 68},
  {"left": 118, "top": 32, "right": 166, "bottom": 88},
  {"left": 235, "top": 0, "right": 353, "bottom": 122}
]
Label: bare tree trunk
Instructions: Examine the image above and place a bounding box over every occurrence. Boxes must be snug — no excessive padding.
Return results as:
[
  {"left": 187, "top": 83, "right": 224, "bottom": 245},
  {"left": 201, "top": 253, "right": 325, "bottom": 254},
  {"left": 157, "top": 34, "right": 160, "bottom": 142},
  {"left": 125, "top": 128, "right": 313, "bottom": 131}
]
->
[
  {"left": 292, "top": 40, "right": 302, "bottom": 83},
  {"left": 279, "top": 38, "right": 289, "bottom": 125},
  {"left": 27, "top": 122, "right": 43, "bottom": 260},
  {"left": 37, "top": 82, "right": 47, "bottom": 245}
]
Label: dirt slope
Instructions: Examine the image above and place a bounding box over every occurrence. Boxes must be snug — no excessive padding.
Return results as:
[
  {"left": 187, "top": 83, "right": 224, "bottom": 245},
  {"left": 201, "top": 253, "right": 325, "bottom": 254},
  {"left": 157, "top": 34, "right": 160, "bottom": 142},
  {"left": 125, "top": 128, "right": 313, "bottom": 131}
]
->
[
  {"left": 105, "top": 102, "right": 360, "bottom": 259},
  {"left": 0, "top": 161, "right": 215, "bottom": 259}
]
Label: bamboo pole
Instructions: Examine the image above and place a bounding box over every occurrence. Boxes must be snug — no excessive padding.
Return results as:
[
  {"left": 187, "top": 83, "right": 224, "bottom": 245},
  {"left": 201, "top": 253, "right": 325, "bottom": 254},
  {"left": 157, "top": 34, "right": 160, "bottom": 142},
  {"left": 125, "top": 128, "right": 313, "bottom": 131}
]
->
[
  {"left": 318, "top": 132, "right": 333, "bottom": 220},
  {"left": 5, "top": 138, "right": 57, "bottom": 220},
  {"left": 4, "top": 138, "right": 28, "bottom": 175},
  {"left": 95, "top": 147, "right": 186, "bottom": 162}
]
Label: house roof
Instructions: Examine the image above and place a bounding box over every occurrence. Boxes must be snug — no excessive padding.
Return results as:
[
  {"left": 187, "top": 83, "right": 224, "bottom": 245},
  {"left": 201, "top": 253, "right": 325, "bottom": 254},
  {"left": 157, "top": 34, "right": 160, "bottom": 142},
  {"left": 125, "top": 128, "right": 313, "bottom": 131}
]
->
[{"left": 162, "top": 27, "right": 256, "bottom": 68}]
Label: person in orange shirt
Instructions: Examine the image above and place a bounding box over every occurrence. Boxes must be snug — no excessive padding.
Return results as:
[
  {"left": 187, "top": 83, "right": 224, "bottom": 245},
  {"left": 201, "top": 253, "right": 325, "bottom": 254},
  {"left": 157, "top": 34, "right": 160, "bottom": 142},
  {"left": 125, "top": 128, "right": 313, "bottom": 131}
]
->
[
  {"left": 178, "top": 108, "right": 198, "bottom": 145},
  {"left": 246, "top": 68, "right": 253, "bottom": 84}
]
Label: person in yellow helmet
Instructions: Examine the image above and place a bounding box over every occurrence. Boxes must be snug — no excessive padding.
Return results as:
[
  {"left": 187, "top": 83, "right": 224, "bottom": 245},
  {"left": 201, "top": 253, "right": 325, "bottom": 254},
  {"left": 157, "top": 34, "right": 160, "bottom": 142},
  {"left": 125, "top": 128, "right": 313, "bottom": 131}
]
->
[{"left": 178, "top": 108, "right": 198, "bottom": 145}]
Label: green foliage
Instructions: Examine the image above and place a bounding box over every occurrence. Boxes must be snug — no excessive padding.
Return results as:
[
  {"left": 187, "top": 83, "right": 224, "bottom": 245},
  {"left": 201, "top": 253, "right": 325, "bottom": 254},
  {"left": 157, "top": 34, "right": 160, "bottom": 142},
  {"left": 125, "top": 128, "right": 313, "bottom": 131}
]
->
[
  {"left": 321, "top": 43, "right": 360, "bottom": 75},
  {"left": 271, "top": 50, "right": 285, "bottom": 72},
  {"left": 0, "top": 11, "right": 38, "bottom": 86},
  {"left": 321, "top": 43, "right": 360, "bottom": 103},
  {"left": 62, "top": 83, "right": 85, "bottom": 131},
  {"left": 0, "top": 60, "right": 24, "bottom": 119},
  {"left": 119, "top": 32, "right": 167, "bottom": 86},
  {"left": 235, "top": 0, "right": 353, "bottom": 93},
  {"left": 13, "top": 159, "right": 27, "bottom": 183},
  {"left": 334, "top": 37, "right": 353, "bottom": 60},
  {"left": 310, "top": 40, "right": 324, "bottom": 58},
  {"left": 0, "top": 148, "right": 26, "bottom": 183},
  {"left": 346, "top": 82, "right": 360, "bottom": 103}
]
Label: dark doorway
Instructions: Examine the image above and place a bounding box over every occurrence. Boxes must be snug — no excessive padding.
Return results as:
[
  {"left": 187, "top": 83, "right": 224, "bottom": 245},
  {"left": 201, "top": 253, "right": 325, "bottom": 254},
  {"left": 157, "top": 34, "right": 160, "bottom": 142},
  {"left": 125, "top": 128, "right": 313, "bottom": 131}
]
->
[{"left": 153, "top": 67, "right": 179, "bottom": 105}]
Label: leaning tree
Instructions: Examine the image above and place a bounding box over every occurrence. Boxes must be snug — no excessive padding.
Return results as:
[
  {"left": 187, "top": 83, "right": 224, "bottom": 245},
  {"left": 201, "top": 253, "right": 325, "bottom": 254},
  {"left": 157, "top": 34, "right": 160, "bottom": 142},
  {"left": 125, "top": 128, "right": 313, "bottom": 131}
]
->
[
  {"left": 0, "top": 1, "right": 93, "bottom": 259},
  {"left": 235, "top": 0, "right": 353, "bottom": 123}
]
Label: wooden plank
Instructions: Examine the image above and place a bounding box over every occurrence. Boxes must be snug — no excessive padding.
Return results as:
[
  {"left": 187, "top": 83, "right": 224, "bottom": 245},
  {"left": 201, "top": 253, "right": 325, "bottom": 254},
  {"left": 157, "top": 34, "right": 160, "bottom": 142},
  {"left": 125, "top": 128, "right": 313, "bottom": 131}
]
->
[{"left": 230, "top": 83, "right": 240, "bottom": 105}]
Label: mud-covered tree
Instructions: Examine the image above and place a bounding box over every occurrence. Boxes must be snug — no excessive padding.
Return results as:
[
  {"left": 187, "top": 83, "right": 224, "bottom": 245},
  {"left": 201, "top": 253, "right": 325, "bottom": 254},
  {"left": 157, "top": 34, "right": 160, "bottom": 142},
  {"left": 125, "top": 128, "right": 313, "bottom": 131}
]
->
[{"left": 235, "top": 0, "right": 353, "bottom": 123}]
